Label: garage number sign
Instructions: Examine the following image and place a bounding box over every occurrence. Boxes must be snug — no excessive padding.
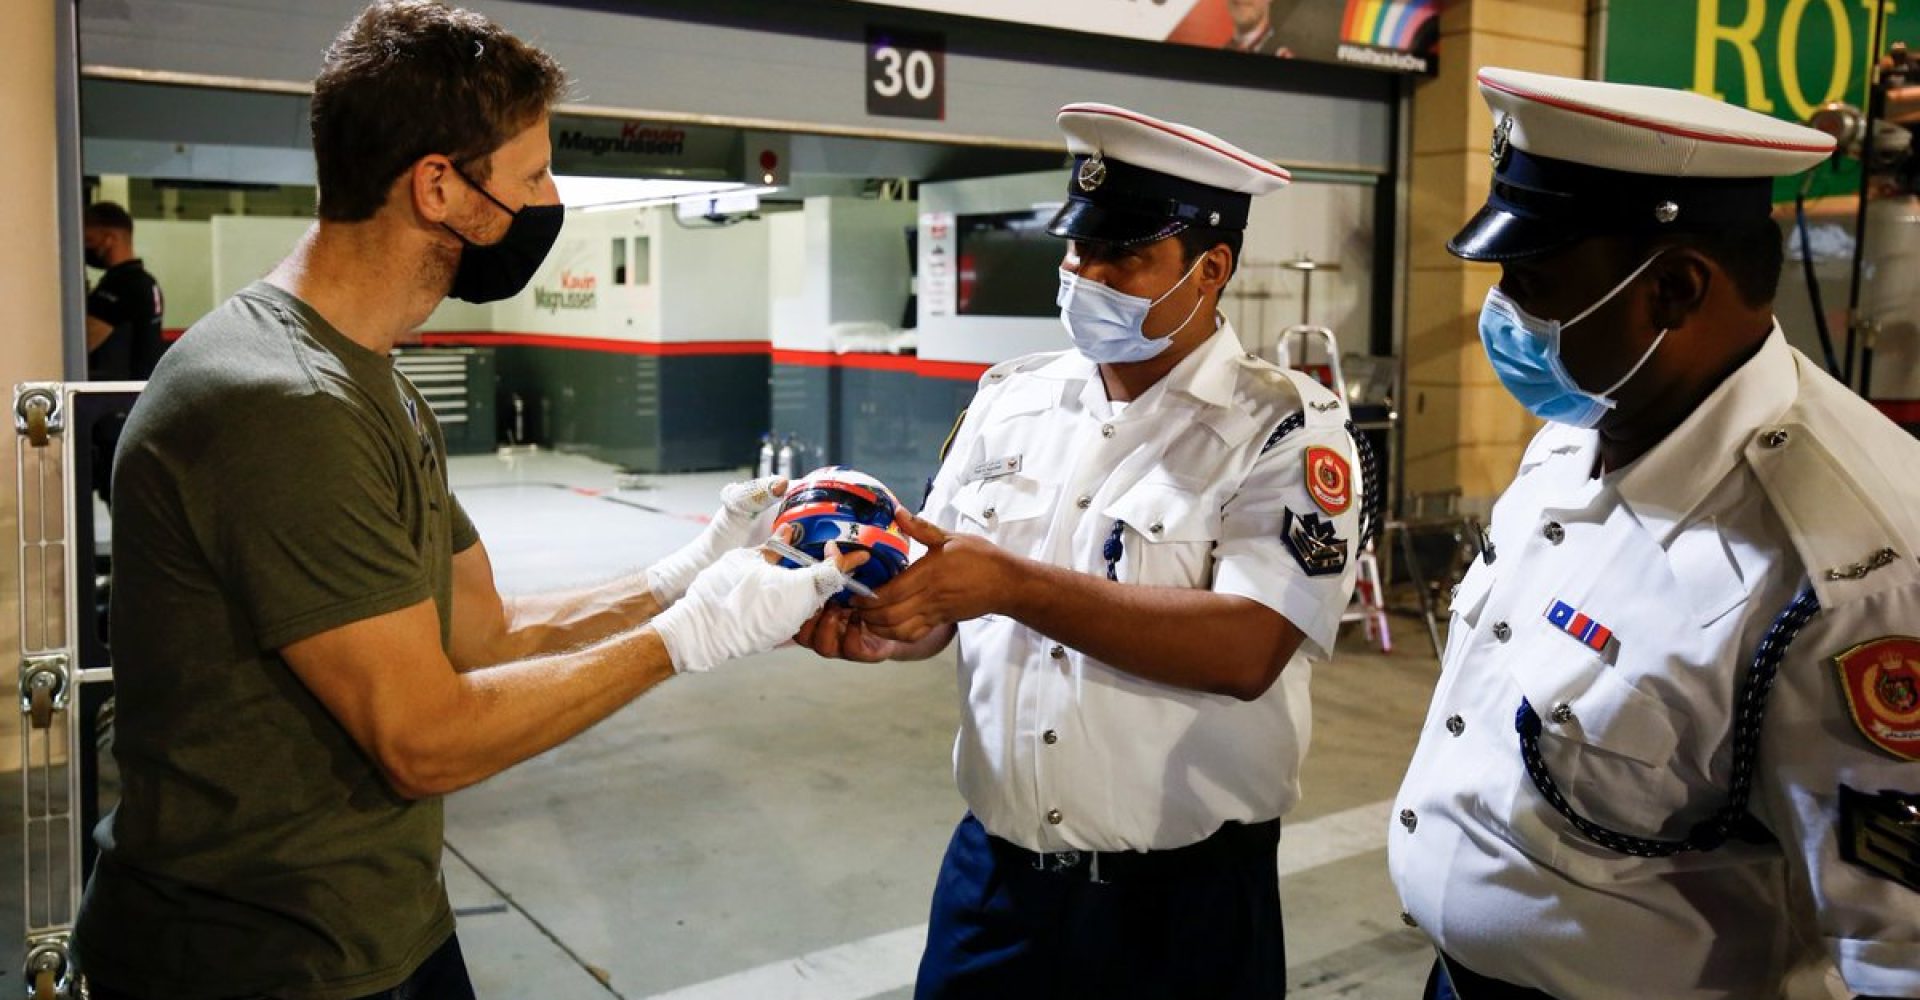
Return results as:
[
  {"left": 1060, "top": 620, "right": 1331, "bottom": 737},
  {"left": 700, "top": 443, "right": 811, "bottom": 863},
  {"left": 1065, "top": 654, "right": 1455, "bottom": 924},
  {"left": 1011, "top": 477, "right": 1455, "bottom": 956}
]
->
[{"left": 867, "top": 26, "right": 946, "bottom": 120}]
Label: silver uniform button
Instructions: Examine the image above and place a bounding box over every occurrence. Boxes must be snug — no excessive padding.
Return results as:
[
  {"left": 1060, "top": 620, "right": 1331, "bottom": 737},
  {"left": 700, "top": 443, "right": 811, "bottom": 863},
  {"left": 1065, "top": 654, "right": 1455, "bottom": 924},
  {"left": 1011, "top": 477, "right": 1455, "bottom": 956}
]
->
[
  {"left": 1446, "top": 715, "right": 1465, "bottom": 737},
  {"left": 1550, "top": 703, "right": 1576, "bottom": 725},
  {"left": 1149, "top": 522, "right": 1163, "bottom": 535},
  {"left": 1047, "top": 809, "right": 1064, "bottom": 825},
  {"left": 983, "top": 506, "right": 996, "bottom": 519},
  {"left": 1076, "top": 495, "right": 1092, "bottom": 510},
  {"left": 1492, "top": 622, "right": 1511, "bottom": 642},
  {"left": 1101, "top": 424, "right": 1116, "bottom": 438},
  {"left": 1543, "top": 522, "right": 1565, "bottom": 544},
  {"left": 1043, "top": 730, "right": 1059, "bottom": 745},
  {"left": 1050, "top": 644, "right": 1066, "bottom": 660},
  {"left": 1401, "top": 911, "right": 1419, "bottom": 928},
  {"left": 1762, "top": 428, "right": 1790, "bottom": 448},
  {"left": 1399, "top": 808, "right": 1418, "bottom": 832}
]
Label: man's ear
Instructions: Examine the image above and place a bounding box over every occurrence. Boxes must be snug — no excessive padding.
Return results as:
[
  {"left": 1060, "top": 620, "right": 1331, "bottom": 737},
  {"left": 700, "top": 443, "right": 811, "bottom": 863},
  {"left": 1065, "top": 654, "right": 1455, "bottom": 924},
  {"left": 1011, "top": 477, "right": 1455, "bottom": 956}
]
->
[
  {"left": 1649, "top": 247, "right": 1713, "bottom": 331},
  {"left": 1201, "top": 244, "right": 1234, "bottom": 292},
  {"left": 409, "top": 154, "right": 459, "bottom": 226}
]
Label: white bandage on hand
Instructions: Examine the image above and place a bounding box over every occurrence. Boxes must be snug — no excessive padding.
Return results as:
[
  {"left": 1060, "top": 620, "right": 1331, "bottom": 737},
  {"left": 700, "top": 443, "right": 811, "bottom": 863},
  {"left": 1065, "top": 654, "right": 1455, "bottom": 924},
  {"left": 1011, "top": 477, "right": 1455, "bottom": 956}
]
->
[
  {"left": 643, "top": 476, "right": 787, "bottom": 608},
  {"left": 649, "top": 547, "right": 852, "bottom": 673}
]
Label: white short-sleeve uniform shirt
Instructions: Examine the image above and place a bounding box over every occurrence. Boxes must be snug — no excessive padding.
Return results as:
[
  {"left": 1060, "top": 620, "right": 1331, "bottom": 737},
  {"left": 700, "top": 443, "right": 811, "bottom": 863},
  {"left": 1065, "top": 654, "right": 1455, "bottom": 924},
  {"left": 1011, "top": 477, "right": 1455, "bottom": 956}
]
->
[
  {"left": 1390, "top": 328, "right": 1920, "bottom": 999},
  {"left": 921, "top": 320, "right": 1363, "bottom": 854}
]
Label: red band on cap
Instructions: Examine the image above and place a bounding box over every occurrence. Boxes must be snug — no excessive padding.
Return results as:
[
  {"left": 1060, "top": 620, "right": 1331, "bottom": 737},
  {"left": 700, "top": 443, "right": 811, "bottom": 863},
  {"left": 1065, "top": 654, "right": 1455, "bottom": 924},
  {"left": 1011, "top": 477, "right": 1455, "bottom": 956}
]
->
[
  {"left": 1059, "top": 104, "right": 1293, "bottom": 183},
  {"left": 1477, "top": 73, "right": 1835, "bottom": 154}
]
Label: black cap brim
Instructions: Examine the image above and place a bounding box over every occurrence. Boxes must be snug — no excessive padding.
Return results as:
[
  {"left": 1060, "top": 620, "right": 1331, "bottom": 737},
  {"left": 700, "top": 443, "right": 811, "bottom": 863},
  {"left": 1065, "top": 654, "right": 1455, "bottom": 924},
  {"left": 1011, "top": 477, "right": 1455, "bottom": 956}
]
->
[
  {"left": 1446, "top": 202, "right": 1582, "bottom": 262},
  {"left": 1046, "top": 198, "right": 1189, "bottom": 247}
]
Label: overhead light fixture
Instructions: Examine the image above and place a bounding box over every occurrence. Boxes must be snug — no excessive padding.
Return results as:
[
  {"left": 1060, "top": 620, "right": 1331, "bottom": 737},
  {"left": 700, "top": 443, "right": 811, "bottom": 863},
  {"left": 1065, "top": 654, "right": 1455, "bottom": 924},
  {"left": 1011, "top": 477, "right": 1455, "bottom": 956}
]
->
[{"left": 555, "top": 175, "right": 779, "bottom": 213}]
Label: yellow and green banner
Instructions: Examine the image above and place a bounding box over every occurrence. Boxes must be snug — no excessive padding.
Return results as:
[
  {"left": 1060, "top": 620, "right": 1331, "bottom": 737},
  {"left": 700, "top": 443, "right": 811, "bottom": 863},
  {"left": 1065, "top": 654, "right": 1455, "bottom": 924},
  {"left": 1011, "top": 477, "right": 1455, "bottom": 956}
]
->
[{"left": 1602, "top": 0, "right": 1918, "bottom": 197}]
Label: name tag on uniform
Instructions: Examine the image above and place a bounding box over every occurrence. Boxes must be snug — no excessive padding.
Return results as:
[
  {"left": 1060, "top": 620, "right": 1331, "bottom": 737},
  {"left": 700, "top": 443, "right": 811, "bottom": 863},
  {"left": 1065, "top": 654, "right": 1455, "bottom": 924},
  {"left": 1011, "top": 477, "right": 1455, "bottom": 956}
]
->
[{"left": 970, "top": 454, "right": 1022, "bottom": 482}]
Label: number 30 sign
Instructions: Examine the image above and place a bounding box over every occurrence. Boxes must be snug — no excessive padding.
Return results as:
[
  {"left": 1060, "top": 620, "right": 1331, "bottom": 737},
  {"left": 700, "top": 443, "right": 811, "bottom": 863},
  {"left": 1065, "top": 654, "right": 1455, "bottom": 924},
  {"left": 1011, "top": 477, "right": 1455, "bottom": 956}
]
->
[{"left": 867, "top": 26, "right": 945, "bottom": 120}]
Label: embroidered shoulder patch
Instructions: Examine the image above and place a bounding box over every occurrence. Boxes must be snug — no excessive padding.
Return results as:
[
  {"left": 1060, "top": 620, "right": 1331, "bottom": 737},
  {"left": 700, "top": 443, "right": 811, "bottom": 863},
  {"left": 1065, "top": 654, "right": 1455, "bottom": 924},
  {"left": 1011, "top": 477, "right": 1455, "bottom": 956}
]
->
[
  {"left": 1282, "top": 508, "right": 1349, "bottom": 577},
  {"left": 1834, "top": 637, "right": 1920, "bottom": 761},
  {"left": 1305, "top": 446, "right": 1352, "bottom": 515}
]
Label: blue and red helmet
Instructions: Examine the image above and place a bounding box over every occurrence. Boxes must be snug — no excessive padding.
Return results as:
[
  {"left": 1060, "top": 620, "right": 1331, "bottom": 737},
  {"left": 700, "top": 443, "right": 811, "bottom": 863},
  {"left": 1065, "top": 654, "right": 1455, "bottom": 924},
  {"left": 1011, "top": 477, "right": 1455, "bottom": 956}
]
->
[{"left": 772, "top": 466, "right": 911, "bottom": 604}]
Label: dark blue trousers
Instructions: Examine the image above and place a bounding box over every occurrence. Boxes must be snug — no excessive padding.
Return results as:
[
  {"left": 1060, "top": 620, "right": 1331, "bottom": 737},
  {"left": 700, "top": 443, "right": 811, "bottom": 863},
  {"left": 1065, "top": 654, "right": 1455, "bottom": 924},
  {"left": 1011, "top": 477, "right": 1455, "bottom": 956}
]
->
[
  {"left": 915, "top": 814, "right": 1287, "bottom": 1000},
  {"left": 1423, "top": 956, "right": 1557, "bottom": 1000}
]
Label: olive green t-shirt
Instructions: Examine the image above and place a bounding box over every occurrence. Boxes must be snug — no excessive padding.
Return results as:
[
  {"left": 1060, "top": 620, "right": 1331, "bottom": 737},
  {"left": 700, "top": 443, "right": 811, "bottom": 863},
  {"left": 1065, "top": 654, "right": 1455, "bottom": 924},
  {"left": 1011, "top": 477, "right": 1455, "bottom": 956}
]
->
[{"left": 73, "top": 281, "right": 480, "bottom": 1000}]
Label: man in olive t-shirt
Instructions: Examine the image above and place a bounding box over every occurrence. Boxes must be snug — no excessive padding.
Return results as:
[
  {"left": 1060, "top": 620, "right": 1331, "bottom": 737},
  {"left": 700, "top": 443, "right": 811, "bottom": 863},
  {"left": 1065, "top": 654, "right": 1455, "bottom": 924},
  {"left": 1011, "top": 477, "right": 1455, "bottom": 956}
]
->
[
  {"left": 78, "top": 282, "right": 474, "bottom": 997},
  {"left": 71, "top": 5, "right": 863, "bottom": 998}
]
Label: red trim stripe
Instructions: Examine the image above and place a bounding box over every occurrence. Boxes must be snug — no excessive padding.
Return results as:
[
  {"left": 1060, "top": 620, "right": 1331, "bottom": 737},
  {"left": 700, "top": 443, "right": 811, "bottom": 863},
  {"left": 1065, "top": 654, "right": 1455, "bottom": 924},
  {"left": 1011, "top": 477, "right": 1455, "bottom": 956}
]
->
[
  {"left": 162, "top": 328, "right": 186, "bottom": 342},
  {"left": 917, "top": 359, "right": 994, "bottom": 381},
  {"left": 772, "top": 349, "right": 990, "bottom": 382},
  {"left": 1477, "top": 73, "right": 1836, "bottom": 154},
  {"left": 1057, "top": 104, "right": 1293, "bottom": 183},
  {"left": 401, "top": 333, "right": 989, "bottom": 381},
  {"left": 773, "top": 349, "right": 917, "bottom": 373},
  {"left": 1874, "top": 399, "right": 1920, "bottom": 424}
]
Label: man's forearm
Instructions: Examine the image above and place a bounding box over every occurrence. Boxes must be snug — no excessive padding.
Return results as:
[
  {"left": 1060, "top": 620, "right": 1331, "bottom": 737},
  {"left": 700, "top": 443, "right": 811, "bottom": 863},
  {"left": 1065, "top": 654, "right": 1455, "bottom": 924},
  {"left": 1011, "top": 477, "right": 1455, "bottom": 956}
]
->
[
  {"left": 478, "top": 579, "right": 662, "bottom": 668},
  {"left": 999, "top": 557, "right": 1302, "bottom": 701},
  {"left": 396, "top": 624, "right": 675, "bottom": 796}
]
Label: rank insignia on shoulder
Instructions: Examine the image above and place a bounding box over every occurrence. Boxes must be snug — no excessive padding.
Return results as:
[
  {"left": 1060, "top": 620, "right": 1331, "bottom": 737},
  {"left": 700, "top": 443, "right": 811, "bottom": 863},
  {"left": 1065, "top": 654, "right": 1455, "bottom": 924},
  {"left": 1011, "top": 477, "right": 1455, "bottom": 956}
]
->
[
  {"left": 1546, "top": 600, "right": 1614, "bottom": 654},
  {"left": 1833, "top": 637, "right": 1920, "bottom": 762},
  {"left": 1282, "top": 508, "right": 1349, "bottom": 577},
  {"left": 938, "top": 408, "right": 968, "bottom": 465},
  {"left": 1837, "top": 783, "right": 1920, "bottom": 892},
  {"left": 1305, "top": 446, "right": 1352, "bottom": 515}
]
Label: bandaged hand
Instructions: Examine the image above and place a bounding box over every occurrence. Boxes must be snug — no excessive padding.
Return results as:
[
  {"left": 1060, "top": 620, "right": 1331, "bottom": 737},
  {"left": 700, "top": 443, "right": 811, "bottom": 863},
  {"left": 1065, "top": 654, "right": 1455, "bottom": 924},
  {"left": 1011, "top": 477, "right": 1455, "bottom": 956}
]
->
[
  {"left": 650, "top": 542, "right": 869, "bottom": 673},
  {"left": 644, "top": 476, "right": 787, "bottom": 608}
]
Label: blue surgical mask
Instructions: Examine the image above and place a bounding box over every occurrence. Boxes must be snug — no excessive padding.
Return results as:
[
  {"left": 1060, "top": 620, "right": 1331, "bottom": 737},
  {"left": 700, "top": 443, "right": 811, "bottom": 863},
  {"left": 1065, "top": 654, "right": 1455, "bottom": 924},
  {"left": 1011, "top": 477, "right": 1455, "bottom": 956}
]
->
[
  {"left": 1478, "top": 253, "right": 1669, "bottom": 428},
  {"left": 1057, "top": 253, "right": 1207, "bottom": 364}
]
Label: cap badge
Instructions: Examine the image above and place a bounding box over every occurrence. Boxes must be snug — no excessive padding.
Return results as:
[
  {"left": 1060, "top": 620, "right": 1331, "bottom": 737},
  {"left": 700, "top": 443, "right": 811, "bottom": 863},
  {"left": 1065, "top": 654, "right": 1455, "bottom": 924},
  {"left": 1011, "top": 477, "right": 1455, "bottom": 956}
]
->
[
  {"left": 1654, "top": 201, "right": 1680, "bottom": 224},
  {"left": 1077, "top": 154, "right": 1109, "bottom": 193},
  {"left": 1490, "top": 115, "right": 1513, "bottom": 169}
]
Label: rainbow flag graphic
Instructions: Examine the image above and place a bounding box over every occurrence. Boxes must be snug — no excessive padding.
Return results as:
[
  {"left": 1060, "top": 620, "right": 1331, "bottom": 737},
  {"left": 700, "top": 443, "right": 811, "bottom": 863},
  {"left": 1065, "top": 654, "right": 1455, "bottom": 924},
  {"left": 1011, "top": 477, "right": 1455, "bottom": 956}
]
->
[{"left": 1340, "top": 0, "right": 1438, "bottom": 51}]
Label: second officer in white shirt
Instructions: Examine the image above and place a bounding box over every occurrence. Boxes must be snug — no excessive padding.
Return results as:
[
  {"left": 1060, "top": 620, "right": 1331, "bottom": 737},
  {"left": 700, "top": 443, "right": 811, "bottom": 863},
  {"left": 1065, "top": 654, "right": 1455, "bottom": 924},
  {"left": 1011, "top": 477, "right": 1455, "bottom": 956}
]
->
[
  {"left": 800, "top": 103, "right": 1368, "bottom": 998},
  {"left": 1391, "top": 68, "right": 1920, "bottom": 1000}
]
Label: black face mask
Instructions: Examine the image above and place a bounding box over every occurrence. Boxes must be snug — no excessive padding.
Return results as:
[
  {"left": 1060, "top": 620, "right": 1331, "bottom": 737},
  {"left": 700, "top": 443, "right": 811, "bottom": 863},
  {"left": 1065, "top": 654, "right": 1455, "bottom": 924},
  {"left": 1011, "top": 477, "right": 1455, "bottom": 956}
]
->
[
  {"left": 84, "top": 245, "right": 107, "bottom": 270},
  {"left": 443, "top": 167, "right": 564, "bottom": 304}
]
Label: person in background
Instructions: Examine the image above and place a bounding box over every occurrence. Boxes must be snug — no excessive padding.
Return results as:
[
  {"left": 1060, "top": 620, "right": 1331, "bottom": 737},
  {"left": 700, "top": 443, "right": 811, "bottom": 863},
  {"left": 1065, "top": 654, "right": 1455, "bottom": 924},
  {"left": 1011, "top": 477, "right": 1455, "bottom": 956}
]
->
[{"left": 83, "top": 200, "right": 165, "bottom": 381}]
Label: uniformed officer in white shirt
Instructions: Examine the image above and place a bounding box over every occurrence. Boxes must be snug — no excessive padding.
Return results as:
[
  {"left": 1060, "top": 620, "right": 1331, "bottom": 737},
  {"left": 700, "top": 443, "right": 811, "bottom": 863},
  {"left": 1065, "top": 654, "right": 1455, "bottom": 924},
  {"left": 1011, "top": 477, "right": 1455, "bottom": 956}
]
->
[
  {"left": 1390, "top": 67, "right": 1920, "bottom": 1000},
  {"left": 798, "top": 103, "right": 1369, "bottom": 998}
]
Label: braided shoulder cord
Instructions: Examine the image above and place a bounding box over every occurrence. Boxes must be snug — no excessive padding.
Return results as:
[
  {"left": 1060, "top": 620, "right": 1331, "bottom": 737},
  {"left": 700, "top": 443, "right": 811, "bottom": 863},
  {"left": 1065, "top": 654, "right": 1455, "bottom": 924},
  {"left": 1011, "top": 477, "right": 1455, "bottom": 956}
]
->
[
  {"left": 1345, "top": 419, "right": 1382, "bottom": 551},
  {"left": 1103, "top": 520, "right": 1127, "bottom": 581},
  {"left": 1515, "top": 586, "right": 1822, "bottom": 857}
]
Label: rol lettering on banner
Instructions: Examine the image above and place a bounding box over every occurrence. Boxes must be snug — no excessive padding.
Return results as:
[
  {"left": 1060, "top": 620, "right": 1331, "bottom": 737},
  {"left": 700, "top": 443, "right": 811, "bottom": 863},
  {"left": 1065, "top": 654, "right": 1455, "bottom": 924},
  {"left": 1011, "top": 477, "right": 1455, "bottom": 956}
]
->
[{"left": 867, "top": 25, "right": 946, "bottom": 120}]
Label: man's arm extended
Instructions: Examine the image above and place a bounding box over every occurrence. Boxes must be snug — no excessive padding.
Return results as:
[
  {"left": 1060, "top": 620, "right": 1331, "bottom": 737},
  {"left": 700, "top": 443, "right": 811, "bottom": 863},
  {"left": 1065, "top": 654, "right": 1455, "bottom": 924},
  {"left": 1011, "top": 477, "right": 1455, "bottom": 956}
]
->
[
  {"left": 854, "top": 512, "right": 1303, "bottom": 701},
  {"left": 445, "top": 541, "right": 661, "bottom": 671}
]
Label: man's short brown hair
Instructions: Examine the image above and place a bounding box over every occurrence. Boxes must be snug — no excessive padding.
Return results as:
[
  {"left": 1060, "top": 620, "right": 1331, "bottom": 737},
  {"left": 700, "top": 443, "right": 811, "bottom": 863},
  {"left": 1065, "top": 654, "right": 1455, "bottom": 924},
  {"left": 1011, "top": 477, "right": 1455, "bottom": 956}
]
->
[
  {"left": 310, "top": 0, "right": 568, "bottom": 222},
  {"left": 84, "top": 201, "right": 135, "bottom": 233}
]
